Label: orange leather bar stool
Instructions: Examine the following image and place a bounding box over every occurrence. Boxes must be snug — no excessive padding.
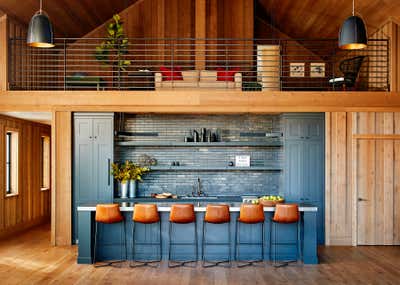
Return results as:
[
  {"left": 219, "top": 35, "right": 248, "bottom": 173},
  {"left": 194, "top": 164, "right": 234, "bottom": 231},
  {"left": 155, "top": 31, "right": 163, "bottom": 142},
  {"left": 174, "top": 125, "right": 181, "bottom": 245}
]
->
[
  {"left": 270, "top": 204, "right": 301, "bottom": 267},
  {"left": 131, "top": 204, "right": 161, "bottom": 267},
  {"left": 168, "top": 204, "right": 198, "bottom": 267},
  {"left": 94, "top": 204, "right": 126, "bottom": 267},
  {"left": 235, "top": 204, "right": 265, "bottom": 267},
  {"left": 202, "top": 204, "right": 231, "bottom": 267}
]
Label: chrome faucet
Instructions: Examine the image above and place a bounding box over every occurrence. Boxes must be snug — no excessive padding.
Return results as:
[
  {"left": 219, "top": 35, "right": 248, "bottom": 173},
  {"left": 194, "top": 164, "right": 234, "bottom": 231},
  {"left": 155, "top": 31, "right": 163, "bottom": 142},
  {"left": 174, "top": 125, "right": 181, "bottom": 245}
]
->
[{"left": 191, "top": 177, "right": 205, "bottom": 197}]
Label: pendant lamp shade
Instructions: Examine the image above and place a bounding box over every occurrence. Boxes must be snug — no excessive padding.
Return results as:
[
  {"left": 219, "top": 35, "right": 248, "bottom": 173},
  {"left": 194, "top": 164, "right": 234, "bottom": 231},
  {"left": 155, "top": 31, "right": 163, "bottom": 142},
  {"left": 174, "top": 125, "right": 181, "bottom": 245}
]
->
[
  {"left": 338, "top": 15, "right": 367, "bottom": 50},
  {"left": 27, "top": 1, "right": 54, "bottom": 48}
]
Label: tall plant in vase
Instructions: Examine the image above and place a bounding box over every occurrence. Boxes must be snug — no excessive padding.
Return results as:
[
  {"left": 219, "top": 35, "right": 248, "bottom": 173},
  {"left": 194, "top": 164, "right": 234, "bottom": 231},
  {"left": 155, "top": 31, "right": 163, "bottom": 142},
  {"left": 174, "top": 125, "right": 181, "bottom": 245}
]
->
[
  {"left": 111, "top": 161, "right": 131, "bottom": 198},
  {"left": 127, "top": 161, "right": 150, "bottom": 198},
  {"left": 94, "top": 14, "right": 131, "bottom": 88}
]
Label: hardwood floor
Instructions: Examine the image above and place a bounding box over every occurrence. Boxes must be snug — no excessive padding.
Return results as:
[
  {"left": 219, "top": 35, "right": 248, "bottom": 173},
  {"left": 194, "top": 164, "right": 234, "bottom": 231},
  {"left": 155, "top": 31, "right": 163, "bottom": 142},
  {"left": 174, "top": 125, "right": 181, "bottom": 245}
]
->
[{"left": 0, "top": 225, "right": 399, "bottom": 285}]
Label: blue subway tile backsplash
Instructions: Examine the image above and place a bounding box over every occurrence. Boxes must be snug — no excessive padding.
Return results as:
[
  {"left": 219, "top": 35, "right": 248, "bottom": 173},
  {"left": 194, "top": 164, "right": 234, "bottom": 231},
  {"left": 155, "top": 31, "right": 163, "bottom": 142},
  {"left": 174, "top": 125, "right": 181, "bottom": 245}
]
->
[{"left": 115, "top": 114, "right": 284, "bottom": 197}]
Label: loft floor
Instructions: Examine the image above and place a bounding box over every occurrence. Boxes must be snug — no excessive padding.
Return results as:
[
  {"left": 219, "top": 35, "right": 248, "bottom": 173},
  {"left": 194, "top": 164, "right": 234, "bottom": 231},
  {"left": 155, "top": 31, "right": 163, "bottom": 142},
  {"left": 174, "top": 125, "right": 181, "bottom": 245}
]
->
[{"left": 0, "top": 225, "right": 399, "bottom": 285}]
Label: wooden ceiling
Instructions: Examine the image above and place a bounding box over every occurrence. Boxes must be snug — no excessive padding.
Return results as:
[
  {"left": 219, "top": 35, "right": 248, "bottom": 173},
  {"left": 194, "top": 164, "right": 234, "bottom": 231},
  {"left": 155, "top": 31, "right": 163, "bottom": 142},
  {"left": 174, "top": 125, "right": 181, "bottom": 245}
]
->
[
  {"left": 0, "top": 0, "right": 138, "bottom": 37},
  {"left": 258, "top": 0, "right": 400, "bottom": 39},
  {"left": 0, "top": 0, "right": 400, "bottom": 39}
]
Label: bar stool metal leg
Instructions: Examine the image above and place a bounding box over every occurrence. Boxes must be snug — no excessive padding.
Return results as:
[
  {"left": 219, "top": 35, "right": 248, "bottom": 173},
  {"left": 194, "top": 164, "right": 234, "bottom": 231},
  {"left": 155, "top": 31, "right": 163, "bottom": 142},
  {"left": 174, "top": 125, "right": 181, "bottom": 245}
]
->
[
  {"left": 271, "top": 220, "right": 301, "bottom": 268},
  {"left": 130, "top": 221, "right": 162, "bottom": 268},
  {"left": 168, "top": 221, "right": 198, "bottom": 268},
  {"left": 236, "top": 221, "right": 264, "bottom": 268},
  {"left": 202, "top": 220, "right": 231, "bottom": 268},
  {"left": 94, "top": 221, "right": 126, "bottom": 268}
]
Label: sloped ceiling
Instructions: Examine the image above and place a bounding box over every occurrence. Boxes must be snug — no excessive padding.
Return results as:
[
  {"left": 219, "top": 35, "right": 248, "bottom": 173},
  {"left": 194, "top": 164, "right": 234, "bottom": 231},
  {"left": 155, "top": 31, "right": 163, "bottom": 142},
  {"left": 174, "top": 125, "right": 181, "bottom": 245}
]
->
[
  {"left": 0, "top": 0, "right": 139, "bottom": 37},
  {"left": 0, "top": 0, "right": 399, "bottom": 39},
  {"left": 258, "top": 0, "right": 400, "bottom": 39}
]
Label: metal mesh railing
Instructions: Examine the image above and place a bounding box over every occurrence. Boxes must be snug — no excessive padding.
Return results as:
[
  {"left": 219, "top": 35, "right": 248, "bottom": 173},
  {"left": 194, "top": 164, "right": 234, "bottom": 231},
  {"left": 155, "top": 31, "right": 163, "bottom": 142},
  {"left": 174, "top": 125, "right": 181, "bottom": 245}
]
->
[{"left": 8, "top": 38, "right": 389, "bottom": 91}]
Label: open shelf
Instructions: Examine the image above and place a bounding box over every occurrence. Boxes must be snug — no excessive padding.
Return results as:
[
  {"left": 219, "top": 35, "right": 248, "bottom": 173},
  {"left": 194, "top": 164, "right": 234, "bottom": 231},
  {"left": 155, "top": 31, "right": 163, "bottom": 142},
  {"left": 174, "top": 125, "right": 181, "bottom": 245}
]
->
[
  {"left": 149, "top": 166, "right": 282, "bottom": 172},
  {"left": 115, "top": 141, "right": 283, "bottom": 147}
]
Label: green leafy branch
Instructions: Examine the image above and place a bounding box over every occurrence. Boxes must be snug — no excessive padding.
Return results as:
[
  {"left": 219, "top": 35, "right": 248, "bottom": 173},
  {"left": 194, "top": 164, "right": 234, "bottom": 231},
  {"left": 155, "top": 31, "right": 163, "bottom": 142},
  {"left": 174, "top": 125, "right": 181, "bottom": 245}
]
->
[{"left": 94, "top": 14, "right": 131, "bottom": 71}]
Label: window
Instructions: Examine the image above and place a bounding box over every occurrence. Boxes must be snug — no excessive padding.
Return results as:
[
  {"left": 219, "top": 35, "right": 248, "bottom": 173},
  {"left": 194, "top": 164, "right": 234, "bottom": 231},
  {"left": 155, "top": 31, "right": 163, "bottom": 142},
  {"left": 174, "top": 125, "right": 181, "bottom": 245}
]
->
[
  {"left": 5, "top": 130, "right": 18, "bottom": 196},
  {"left": 41, "top": 136, "right": 50, "bottom": 190}
]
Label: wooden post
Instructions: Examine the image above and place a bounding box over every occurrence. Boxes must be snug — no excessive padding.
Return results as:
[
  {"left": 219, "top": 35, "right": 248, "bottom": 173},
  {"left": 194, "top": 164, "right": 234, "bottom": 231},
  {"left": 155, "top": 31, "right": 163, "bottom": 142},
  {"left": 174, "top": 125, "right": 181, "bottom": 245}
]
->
[
  {"left": 51, "top": 111, "right": 72, "bottom": 246},
  {"left": 195, "top": 0, "right": 206, "bottom": 70},
  {"left": 0, "top": 15, "right": 8, "bottom": 91}
]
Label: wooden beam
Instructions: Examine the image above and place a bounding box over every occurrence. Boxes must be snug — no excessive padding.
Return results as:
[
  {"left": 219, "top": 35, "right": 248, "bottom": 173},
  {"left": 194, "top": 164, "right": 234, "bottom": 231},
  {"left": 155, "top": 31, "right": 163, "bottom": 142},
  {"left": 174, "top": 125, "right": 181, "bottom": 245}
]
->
[
  {"left": 0, "top": 15, "right": 8, "bottom": 91},
  {"left": 2, "top": 91, "right": 400, "bottom": 113},
  {"left": 195, "top": 0, "right": 206, "bottom": 70},
  {"left": 51, "top": 111, "right": 72, "bottom": 246}
]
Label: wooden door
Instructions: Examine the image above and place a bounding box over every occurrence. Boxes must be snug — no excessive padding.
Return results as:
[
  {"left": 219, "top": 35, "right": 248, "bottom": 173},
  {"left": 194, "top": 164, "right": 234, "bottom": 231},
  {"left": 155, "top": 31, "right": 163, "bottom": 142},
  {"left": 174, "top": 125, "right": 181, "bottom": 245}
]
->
[{"left": 356, "top": 139, "right": 397, "bottom": 245}]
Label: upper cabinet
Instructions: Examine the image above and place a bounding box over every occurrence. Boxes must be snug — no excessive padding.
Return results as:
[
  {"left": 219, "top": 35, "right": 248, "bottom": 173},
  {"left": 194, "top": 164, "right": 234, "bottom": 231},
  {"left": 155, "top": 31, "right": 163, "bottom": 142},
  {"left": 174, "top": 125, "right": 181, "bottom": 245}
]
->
[{"left": 285, "top": 115, "right": 323, "bottom": 140}]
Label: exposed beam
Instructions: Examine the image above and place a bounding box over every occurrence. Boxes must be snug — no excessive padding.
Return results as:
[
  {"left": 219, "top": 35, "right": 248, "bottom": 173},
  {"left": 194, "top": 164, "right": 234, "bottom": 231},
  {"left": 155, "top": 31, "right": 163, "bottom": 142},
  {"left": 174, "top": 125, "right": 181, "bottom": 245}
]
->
[{"left": 1, "top": 91, "right": 400, "bottom": 112}]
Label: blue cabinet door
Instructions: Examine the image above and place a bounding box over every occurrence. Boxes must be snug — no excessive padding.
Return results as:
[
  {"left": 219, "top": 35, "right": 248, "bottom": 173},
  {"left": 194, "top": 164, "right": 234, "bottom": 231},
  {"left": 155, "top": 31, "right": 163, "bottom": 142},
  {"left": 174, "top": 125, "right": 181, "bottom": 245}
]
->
[
  {"left": 73, "top": 113, "right": 114, "bottom": 243},
  {"left": 284, "top": 140, "right": 304, "bottom": 202},
  {"left": 284, "top": 113, "right": 325, "bottom": 244}
]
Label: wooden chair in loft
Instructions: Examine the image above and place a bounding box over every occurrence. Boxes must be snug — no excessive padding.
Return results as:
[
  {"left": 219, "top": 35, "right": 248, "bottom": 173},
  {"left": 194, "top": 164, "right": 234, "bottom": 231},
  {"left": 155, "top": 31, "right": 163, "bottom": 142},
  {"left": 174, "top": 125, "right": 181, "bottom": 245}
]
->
[{"left": 329, "top": 56, "right": 366, "bottom": 90}]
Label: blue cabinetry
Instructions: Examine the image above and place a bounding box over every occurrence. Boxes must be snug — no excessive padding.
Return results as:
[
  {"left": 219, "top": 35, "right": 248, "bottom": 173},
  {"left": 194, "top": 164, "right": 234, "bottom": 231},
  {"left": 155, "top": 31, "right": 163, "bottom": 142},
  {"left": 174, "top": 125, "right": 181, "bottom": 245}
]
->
[
  {"left": 283, "top": 113, "right": 325, "bottom": 244},
  {"left": 72, "top": 113, "right": 114, "bottom": 243}
]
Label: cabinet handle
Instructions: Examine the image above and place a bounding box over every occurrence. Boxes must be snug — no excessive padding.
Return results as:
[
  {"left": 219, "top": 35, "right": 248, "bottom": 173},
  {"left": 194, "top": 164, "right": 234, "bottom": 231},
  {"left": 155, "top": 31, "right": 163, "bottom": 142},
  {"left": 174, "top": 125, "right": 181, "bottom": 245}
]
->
[
  {"left": 107, "top": 158, "right": 111, "bottom": 186},
  {"left": 94, "top": 136, "right": 97, "bottom": 139},
  {"left": 89, "top": 136, "right": 92, "bottom": 139},
  {"left": 306, "top": 136, "right": 310, "bottom": 139},
  {"left": 300, "top": 136, "right": 305, "bottom": 139}
]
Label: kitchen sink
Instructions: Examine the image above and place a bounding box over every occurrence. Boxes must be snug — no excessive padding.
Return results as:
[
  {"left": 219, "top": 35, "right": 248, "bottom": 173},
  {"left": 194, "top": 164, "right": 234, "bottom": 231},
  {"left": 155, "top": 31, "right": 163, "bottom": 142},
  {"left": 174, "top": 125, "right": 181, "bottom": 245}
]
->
[{"left": 180, "top": 196, "right": 218, "bottom": 200}]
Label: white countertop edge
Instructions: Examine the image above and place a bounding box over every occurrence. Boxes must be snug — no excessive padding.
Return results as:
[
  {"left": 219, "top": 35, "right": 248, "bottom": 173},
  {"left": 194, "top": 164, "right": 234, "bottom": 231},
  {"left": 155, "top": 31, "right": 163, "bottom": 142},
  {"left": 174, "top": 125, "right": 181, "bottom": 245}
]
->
[{"left": 77, "top": 206, "right": 318, "bottom": 212}]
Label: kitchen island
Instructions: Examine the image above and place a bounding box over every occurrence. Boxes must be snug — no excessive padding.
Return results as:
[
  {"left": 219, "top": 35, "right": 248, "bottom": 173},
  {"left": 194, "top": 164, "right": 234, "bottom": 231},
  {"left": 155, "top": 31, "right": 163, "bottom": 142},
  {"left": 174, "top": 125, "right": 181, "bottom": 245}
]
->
[{"left": 77, "top": 201, "right": 318, "bottom": 264}]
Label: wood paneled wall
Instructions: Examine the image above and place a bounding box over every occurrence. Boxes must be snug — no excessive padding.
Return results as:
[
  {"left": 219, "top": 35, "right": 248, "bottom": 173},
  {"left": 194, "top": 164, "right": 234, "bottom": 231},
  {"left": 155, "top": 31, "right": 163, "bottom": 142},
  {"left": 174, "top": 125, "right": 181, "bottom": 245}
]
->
[
  {"left": 51, "top": 111, "right": 71, "bottom": 246},
  {"left": 0, "top": 115, "right": 51, "bottom": 239},
  {"left": 326, "top": 112, "right": 400, "bottom": 245}
]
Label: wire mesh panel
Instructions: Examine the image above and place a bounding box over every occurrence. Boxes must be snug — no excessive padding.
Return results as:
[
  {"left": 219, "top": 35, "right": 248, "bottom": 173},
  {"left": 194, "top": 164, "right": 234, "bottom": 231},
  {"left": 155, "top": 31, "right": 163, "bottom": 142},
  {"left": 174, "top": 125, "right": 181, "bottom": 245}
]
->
[{"left": 8, "top": 38, "right": 389, "bottom": 91}]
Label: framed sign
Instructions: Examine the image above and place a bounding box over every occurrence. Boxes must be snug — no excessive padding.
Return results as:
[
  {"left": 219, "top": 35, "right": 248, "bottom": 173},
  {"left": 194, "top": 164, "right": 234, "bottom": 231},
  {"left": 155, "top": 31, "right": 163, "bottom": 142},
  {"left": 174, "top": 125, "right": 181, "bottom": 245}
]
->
[
  {"left": 310, "top": 63, "right": 325, "bottom": 77},
  {"left": 290, "top": 63, "right": 305, "bottom": 77},
  {"left": 235, "top": 155, "right": 250, "bottom": 167}
]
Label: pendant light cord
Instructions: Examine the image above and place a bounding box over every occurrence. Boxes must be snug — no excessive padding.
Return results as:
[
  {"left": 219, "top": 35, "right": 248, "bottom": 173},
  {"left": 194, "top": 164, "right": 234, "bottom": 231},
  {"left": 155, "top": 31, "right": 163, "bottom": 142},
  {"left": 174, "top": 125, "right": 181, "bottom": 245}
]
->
[
  {"left": 40, "top": 0, "right": 43, "bottom": 13},
  {"left": 352, "top": 0, "right": 355, "bottom": 16}
]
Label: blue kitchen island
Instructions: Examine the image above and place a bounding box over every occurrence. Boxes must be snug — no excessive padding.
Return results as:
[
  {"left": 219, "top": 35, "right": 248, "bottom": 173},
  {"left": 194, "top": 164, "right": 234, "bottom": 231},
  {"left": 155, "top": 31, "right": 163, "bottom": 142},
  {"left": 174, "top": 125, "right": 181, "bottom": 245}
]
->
[{"left": 77, "top": 201, "right": 318, "bottom": 265}]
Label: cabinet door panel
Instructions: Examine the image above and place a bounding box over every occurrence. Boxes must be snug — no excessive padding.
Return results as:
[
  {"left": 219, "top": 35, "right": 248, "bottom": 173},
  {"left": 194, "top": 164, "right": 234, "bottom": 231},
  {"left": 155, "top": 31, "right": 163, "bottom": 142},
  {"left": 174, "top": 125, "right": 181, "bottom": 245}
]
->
[
  {"left": 93, "top": 118, "right": 114, "bottom": 202},
  {"left": 285, "top": 119, "right": 305, "bottom": 140},
  {"left": 284, "top": 140, "right": 304, "bottom": 202},
  {"left": 74, "top": 118, "right": 93, "bottom": 203},
  {"left": 305, "top": 118, "right": 323, "bottom": 140}
]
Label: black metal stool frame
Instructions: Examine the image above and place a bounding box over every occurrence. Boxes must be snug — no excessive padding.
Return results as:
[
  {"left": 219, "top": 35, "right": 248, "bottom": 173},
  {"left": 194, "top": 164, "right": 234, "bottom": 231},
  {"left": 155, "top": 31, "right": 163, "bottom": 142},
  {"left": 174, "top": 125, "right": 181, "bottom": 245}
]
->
[
  {"left": 168, "top": 220, "right": 198, "bottom": 268},
  {"left": 93, "top": 220, "right": 127, "bottom": 268},
  {"left": 130, "top": 219, "right": 162, "bottom": 268},
  {"left": 270, "top": 214, "right": 302, "bottom": 267},
  {"left": 235, "top": 220, "right": 265, "bottom": 267},
  {"left": 202, "top": 219, "right": 232, "bottom": 268}
]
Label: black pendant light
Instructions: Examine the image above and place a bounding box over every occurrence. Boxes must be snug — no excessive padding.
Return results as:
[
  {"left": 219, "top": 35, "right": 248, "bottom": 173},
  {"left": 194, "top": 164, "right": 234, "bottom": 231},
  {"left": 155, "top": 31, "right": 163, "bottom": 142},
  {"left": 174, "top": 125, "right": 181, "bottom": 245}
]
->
[
  {"left": 338, "top": 0, "right": 367, "bottom": 50},
  {"left": 27, "top": 0, "right": 54, "bottom": 48}
]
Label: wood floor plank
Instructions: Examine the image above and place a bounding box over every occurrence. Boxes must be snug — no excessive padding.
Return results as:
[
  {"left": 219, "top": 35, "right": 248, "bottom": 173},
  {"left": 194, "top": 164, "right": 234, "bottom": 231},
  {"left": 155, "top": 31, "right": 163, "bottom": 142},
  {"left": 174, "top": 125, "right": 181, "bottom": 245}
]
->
[{"left": 0, "top": 225, "right": 399, "bottom": 285}]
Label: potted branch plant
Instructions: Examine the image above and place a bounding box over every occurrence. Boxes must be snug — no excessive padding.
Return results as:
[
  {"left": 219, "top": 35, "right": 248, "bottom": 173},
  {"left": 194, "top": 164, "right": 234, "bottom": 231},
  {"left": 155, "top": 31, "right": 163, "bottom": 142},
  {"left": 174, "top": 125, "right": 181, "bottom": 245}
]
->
[
  {"left": 94, "top": 14, "right": 131, "bottom": 88},
  {"left": 127, "top": 161, "right": 150, "bottom": 198},
  {"left": 111, "top": 161, "right": 131, "bottom": 198}
]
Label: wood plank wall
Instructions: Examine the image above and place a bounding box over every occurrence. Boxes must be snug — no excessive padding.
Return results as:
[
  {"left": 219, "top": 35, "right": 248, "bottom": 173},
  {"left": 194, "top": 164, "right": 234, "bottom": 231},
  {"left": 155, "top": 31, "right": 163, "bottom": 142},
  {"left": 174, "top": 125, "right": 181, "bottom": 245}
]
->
[
  {"left": 0, "top": 115, "right": 51, "bottom": 239},
  {"left": 64, "top": 0, "right": 254, "bottom": 87},
  {"left": 326, "top": 112, "right": 400, "bottom": 246},
  {"left": 51, "top": 111, "right": 71, "bottom": 246}
]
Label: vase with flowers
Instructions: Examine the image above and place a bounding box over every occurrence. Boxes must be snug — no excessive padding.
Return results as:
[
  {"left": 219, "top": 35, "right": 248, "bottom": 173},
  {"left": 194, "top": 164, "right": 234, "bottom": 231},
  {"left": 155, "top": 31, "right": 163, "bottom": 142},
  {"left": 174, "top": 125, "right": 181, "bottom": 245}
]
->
[
  {"left": 111, "top": 161, "right": 131, "bottom": 198},
  {"left": 126, "top": 161, "right": 150, "bottom": 198}
]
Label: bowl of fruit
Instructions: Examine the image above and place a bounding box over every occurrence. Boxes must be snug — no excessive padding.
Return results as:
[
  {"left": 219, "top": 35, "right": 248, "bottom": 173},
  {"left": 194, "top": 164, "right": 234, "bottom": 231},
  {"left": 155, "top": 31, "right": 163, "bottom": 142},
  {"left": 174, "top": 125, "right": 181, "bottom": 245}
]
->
[{"left": 258, "top": 195, "right": 284, "bottom": 206}]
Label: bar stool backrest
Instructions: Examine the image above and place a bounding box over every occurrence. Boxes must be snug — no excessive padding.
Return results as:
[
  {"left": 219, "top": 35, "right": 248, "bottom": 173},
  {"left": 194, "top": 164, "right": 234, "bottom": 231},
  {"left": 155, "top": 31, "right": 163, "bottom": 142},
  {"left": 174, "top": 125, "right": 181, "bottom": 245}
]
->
[
  {"left": 272, "top": 204, "right": 299, "bottom": 223},
  {"left": 133, "top": 204, "right": 160, "bottom": 224},
  {"left": 238, "top": 204, "right": 265, "bottom": 224},
  {"left": 170, "top": 204, "right": 196, "bottom": 223},
  {"left": 205, "top": 204, "right": 230, "bottom": 224},
  {"left": 95, "top": 204, "right": 124, "bottom": 224}
]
